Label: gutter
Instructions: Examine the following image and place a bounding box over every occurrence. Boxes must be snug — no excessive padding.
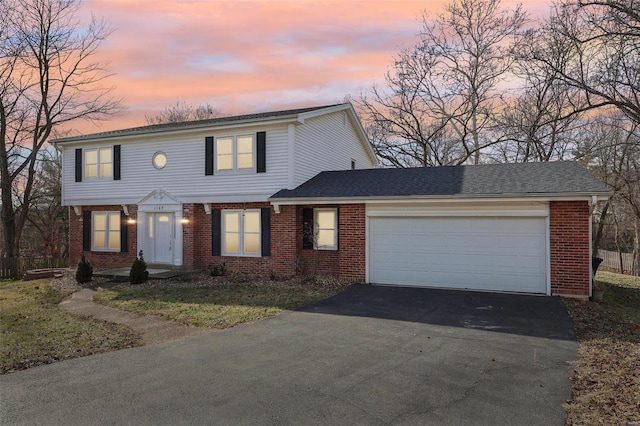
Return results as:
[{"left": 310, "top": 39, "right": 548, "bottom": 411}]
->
[{"left": 269, "top": 192, "right": 612, "bottom": 213}]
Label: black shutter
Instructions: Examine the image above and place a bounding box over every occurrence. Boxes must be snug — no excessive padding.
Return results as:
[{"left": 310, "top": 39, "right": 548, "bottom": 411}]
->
[
  {"left": 211, "top": 209, "right": 221, "bottom": 256},
  {"left": 120, "top": 210, "right": 128, "bottom": 253},
  {"left": 261, "top": 207, "right": 271, "bottom": 257},
  {"left": 302, "top": 208, "right": 314, "bottom": 249},
  {"left": 114, "top": 145, "right": 121, "bottom": 180},
  {"left": 205, "top": 137, "right": 214, "bottom": 175},
  {"left": 82, "top": 210, "right": 91, "bottom": 251},
  {"left": 256, "top": 131, "right": 266, "bottom": 173},
  {"left": 75, "top": 149, "right": 82, "bottom": 182}
]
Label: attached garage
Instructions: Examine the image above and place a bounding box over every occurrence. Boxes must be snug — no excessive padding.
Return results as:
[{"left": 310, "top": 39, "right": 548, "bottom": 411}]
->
[
  {"left": 270, "top": 161, "right": 612, "bottom": 298},
  {"left": 367, "top": 213, "right": 548, "bottom": 294}
]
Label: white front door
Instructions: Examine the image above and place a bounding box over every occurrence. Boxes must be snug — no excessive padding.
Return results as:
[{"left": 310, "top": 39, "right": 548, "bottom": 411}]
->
[{"left": 148, "top": 212, "right": 174, "bottom": 264}]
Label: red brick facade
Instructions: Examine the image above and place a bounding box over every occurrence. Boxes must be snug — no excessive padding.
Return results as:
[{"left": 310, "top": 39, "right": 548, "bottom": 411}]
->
[
  {"left": 550, "top": 200, "right": 591, "bottom": 297},
  {"left": 69, "top": 200, "right": 591, "bottom": 297},
  {"left": 69, "top": 205, "right": 137, "bottom": 269}
]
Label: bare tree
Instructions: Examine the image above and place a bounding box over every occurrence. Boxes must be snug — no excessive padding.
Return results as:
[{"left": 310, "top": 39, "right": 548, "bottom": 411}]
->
[
  {"left": 0, "top": 0, "right": 121, "bottom": 259},
  {"left": 494, "top": 47, "right": 587, "bottom": 162},
  {"left": 576, "top": 112, "right": 640, "bottom": 275},
  {"left": 529, "top": 0, "right": 640, "bottom": 125},
  {"left": 145, "top": 101, "right": 219, "bottom": 125},
  {"left": 358, "top": 0, "right": 527, "bottom": 167}
]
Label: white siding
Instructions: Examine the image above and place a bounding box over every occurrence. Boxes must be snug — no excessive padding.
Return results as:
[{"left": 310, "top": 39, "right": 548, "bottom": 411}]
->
[
  {"left": 294, "top": 111, "right": 376, "bottom": 187},
  {"left": 61, "top": 124, "right": 290, "bottom": 206}
]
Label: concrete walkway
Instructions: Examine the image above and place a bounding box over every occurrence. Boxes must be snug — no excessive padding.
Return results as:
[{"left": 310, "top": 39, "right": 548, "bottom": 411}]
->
[{"left": 59, "top": 289, "right": 212, "bottom": 345}]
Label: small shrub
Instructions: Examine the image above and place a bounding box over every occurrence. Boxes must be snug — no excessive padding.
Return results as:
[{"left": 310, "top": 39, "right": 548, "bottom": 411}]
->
[
  {"left": 209, "top": 263, "right": 226, "bottom": 277},
  {"left": 129, "top": 250, "right": 149, "bottom": 285},
  {"left": 75, "top": 253, "right": 93, "bottom": 284}
]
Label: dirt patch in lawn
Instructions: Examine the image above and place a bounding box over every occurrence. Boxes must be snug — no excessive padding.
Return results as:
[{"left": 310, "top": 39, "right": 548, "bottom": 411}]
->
[{"left": 563, "top": 271, "right": 640, "bottom": 425}]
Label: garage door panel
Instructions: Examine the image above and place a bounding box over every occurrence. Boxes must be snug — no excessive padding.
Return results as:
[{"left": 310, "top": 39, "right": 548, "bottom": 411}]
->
[{"left": 368, "top": 216, "right": 547, "bottom": 294}]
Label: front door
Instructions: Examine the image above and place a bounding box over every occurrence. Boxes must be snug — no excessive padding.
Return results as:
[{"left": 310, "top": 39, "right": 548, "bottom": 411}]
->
[{"left": 148, "top": 212, "right": 174, "bottom": 264}]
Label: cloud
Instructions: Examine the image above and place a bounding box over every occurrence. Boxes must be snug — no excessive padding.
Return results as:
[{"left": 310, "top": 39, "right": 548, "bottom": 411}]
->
[{"left": 68, "top": 0, "right": 540, "bottom": 135}]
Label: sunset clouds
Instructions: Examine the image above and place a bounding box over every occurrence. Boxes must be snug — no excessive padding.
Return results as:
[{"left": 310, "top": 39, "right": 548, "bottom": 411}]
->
[{"left": 73, "top": 0, "right": 540, "bottom": 135}]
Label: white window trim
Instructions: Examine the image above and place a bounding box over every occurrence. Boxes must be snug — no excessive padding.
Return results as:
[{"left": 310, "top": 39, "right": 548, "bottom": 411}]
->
[
  {"left": 84, "top": 146, "right": 113, "bottom": 179},
  {"left": 221, "top": 209, "right": 261, "bottom": 257},
  {"left": 215, "top": 134, "right": 256, "bottom": 174},
  {"left": 92, "top": 211, "right": 121, "bottom": 252},
  {"left": 314, "top": 208, "right": 338, "bottom": 251}
]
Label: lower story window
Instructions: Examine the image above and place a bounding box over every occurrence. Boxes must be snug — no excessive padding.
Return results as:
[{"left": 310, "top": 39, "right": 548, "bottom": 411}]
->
[
  {"left": 222, "top": 210, "right": 260, "bottom": 256},
  {"left": 314, "top": 208, "right": 338, "bottom": 250},
  {"left": 92, "top": 211, "right": 121, "bottom": 251}
]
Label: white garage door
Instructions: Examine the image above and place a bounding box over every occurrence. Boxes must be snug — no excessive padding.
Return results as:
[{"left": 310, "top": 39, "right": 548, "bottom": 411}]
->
[{"left": 368, "top": 216, "right": 547, "bottom": 294}]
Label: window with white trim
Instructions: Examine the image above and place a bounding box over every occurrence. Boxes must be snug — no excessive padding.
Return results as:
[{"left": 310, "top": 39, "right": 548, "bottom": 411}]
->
[
  {"left": 216, "top": 135, "right": 255, "bottom": 172},
  {"left": 85, "top": 147, "right": 113, "bottom": 179},
  {"left": 314, "top": 208, "right": 338, "bottom": 250},
  {"left": 222, "top": 210, "right": 261, "bottom": 256},
  {"left": 92, "top": 211, "right": 121, "bottom": 251}
]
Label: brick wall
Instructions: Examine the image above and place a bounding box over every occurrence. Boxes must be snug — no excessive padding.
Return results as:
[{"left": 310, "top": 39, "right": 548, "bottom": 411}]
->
[
  {"left": 69, "top": 205, "right": 137, "bottom": 269},
  {"left": 294, "top": 204, "right": 366, "bottom": 282},
  {"left": 193, "top": 202, "right": 297, "bottom": 278},
  {"left": 550, "top": 201, "right": 591, "bottom": 297},
  {"left": 338, "top": 204, "right": 366, "bottom": 282}
]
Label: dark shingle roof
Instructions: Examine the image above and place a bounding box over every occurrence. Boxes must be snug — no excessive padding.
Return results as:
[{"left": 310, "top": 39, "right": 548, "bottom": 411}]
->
[
  {"left": 270, "top": 161, "right": 611, "bottom": 200},
  {"left": 53, "top": 104, "right": 344, "bottom": 143}
]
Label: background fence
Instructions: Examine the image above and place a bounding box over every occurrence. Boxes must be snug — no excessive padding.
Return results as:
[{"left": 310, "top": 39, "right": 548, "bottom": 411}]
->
[
  {"left": 0, "top": 257, "right": 68, "bottom": 279},
  {"left": 598, "top": 249, "right": 636, "bottom": 275}
]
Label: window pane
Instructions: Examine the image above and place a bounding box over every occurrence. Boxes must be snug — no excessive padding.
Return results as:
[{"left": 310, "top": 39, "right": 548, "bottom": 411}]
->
[
  {"left": 100, "top": 163, "right": 112, "bottom": 177},
  {"left": 317, "top": 229, "right": 335, "bottom": 248},
  {"left": 244, "top": 233, "right": 260, "bottom": 253},
  {"left": 225, "top": 233, "right": 239, "bottom": 253},
  {"left": 217, "top": 154, "right": 233, "bottom": 171},
  {"left": 237, "top": 136, "right": 253, "bottom": 153},
  {"left": 237, "top": 153, "right": 253, "bottom": 169},
  {"left": 316, "top": 211, "right": 336, "bottom": 229},
  {"left": 94, "top": 231, "right": 106, "bottom": 249},
  {"left": 99, "top": 148, "right": 112, "bottom": 162},
  {"left": 224, "top": 212, "right": 239, "bottom": 232},
  {"left": 94, "top": 214, "right": 107, "bottom": 231},
  {"left": 216, "top": 138, "right": 233, "bottom": 155},
  {"left": 109, "top": 213, "right": 121, "bottom": 230},
  {"left": 85, "top": 164, "right": 97, "bottom": 178},
  {"left": 244, "top": 212, "right": 260, "bottom": 233},
  {"left": 108, "top": 231, "right": 120, "bottom": 250},
  {"left": 85, "top": 150, "right": 97, "bottom": 164}
]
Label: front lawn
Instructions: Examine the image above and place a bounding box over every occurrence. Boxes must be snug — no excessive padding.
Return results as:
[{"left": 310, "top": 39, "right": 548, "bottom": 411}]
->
[
  {"left": 93, "top": 279, "right": 343, "bottom": 328},
  {"left": 564, "top": 271, "right": 640, "bottom": 425},
  {"left": 0, "top": 279, "right": 139, "bottom": 374}
]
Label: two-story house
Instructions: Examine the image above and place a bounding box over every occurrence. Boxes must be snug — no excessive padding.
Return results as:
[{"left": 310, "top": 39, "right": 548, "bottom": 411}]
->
[{"left": 54, "top": 103, "right": 611, "bottom": 298}]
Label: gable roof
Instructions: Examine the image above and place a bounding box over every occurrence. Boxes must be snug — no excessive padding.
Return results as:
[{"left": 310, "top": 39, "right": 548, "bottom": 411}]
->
[
  {"left": 53, "top": 103, "right": 347, "bottom": 144},
  {"left": 270, "top": 161, "right": 611, "bottom": 202}
]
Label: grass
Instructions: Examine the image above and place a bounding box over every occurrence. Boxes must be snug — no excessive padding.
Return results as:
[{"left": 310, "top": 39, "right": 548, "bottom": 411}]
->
[
  {"left": 93, "top": 283, "right": 339, "bottom": 328},
  {"left": 564, "top": 271, "right": 640, "bottom": 425},
  {"left": 0, "top": 279, "right": 139, "bottom": 374}
]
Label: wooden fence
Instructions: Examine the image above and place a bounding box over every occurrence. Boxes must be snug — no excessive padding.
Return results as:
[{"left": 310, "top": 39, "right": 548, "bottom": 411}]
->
[
  {"left": 597, "top": 249, "right": 636, "bottom": 275},
  {"left": 0, "top": 257, "right": 68, "bottom": 279}
]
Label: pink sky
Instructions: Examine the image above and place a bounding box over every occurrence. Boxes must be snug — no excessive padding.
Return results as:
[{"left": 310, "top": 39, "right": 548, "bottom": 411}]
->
[{"left": 71, "top": 0, "right": 550, "bottom": 135}]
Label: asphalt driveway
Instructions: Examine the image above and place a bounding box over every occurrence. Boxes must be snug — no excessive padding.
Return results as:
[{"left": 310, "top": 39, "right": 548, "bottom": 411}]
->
[{"left": 0, "top": 285, "right": 577, "bottom": 425}]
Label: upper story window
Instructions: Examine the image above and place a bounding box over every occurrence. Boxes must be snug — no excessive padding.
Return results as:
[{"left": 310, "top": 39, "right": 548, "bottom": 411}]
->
[
  {"left": 85, "top": 147, "right": 112, "bottom": 179},
  {"left": 92, "top": 211, "right": 121, "bottom": 251},
  {"left": 216, "top": 135, "right": 255, "bottom": 173},
  {"left": 222, "top": 209, "right": 261, "bottom": 256}
]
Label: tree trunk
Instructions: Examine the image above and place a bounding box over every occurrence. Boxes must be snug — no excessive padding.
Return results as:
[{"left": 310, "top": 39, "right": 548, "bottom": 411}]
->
[{"left": 635, "top": 216, "right": 640, "bottom": 276}]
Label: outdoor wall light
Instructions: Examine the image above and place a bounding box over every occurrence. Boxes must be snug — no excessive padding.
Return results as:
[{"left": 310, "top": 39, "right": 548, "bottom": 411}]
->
[
  {"left": 180, "top": 218, "right": 189, "bottom": 225},
  {"left": 127, "top": 217, "right": 137, "bottom": 225}
]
